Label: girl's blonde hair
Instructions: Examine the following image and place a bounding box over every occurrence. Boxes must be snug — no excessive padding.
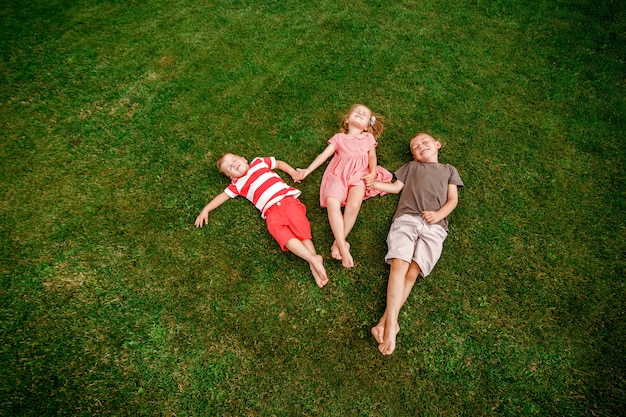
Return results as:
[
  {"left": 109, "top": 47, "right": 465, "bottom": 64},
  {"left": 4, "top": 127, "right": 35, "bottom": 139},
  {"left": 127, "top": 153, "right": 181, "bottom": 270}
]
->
[{"left": 339, "top": 104, "right": 385, "bottom": 139}]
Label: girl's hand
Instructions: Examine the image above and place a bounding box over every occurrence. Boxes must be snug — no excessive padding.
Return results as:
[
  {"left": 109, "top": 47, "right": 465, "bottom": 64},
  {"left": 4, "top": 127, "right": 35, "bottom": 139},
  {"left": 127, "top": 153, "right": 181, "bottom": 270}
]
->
[
  {"left": 362, "top": 172, "right": 375, "bottom": 190},
  {"left": 294, "top": 168, "right": 309, "bottom": 182},
  {"left": 290, "top": 169, "right": 303, "bottom": 182}
]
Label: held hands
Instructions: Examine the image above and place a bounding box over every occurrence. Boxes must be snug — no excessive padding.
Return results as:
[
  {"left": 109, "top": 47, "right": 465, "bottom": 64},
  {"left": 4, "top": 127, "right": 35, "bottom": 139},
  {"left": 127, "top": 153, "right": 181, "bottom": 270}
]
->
[
  {"left": 362, "top": 173, "right": 375, "bottom": 190},
  {"left": 293, "top": 168, "right": 310, "bottom": 183},
  {"left": 289, "top": 170, "right": 303, "bottom": 183}
]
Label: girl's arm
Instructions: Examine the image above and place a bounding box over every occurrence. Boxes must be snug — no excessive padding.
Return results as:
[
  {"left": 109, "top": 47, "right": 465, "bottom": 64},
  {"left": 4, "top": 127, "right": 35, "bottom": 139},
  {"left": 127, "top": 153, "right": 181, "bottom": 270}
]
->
[
  {"left": 194, "top": 192, "right": 230, "bottom": 227},
  {"left": 362, "top": 145, "right": 378, "bottom": 189},
  {"left": 296, "top": 143, "right": 336, "bottom": 181},
  {"left": 421, "top": 184, "right": 459, "bottom": 225},
  {"left": 367, "top": 145, "right": 377, "bottom": 176}
]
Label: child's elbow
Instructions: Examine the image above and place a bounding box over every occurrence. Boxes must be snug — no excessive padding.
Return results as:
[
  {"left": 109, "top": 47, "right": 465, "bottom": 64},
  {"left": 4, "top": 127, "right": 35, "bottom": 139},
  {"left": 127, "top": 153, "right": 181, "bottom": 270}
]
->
[{"left": 392, "top": 182, "right": 405, "bottom": 194}]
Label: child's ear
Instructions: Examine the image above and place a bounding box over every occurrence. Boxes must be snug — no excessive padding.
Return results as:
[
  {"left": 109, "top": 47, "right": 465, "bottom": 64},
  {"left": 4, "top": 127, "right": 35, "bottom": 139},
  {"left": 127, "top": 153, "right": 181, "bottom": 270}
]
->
[{"left": 435, "top": 141, "right": 442, "bottom": 149}]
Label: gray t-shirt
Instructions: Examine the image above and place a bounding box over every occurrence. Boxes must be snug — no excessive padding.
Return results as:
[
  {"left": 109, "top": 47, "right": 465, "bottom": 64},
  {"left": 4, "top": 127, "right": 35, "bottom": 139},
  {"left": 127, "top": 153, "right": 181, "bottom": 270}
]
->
[{"left": 393, "top": 161, "right": 464, "bottom": 231}]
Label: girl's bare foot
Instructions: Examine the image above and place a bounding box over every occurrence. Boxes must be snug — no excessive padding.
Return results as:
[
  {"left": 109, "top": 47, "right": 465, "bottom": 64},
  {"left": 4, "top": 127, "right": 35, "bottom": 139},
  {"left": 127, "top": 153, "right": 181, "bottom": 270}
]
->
[
  {"left": 330, "top": 241, "right": 349, "bottom": 260},
  {"left": 338, "top": 243, "right": 354, "bottom": 268}
]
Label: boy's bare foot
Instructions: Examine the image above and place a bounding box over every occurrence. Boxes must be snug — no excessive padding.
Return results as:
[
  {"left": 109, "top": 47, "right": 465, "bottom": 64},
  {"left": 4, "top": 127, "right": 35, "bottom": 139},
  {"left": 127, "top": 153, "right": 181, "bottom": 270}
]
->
[
  {"left": 330, "top": 241, "right": 349, "bottom": 260},
  {"left": 378, "top": 323, "right": 400, "bottom": 355},
  {"left": 309, "top": 254, "right": 328, "bottom": 288},
  {"left": 371, "top": 321, "right": 385, "bottom": 344}
]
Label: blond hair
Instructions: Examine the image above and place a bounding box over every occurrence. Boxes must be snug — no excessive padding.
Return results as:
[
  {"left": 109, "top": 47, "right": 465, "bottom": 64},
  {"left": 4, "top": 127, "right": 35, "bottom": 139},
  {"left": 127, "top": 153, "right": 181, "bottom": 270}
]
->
[
  {"left": 339, "top": 104, "right": 385, "bottom": 139},
  {"left": 215, "top": 153, "right": 231, "bottom": 175}
]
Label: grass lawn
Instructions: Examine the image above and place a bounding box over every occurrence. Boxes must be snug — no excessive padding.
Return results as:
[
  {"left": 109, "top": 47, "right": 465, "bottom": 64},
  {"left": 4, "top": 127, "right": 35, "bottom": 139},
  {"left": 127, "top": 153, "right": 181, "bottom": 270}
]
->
[{"left": 1, "top": 0, "right": 624, "bottom": 415}]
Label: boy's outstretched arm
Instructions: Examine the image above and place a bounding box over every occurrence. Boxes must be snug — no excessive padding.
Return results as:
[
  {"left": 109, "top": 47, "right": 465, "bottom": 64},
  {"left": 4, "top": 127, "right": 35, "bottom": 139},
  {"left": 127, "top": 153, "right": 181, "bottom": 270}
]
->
[
  {"left": 421, "top": 184, "right": 459, "bottom": 225},
  {"left": 276, "top": 160, "right": 300, "bottom": 182},
  {"left": 372, "top": 179, "right": 404, "bottom": 194},
  {"left": 194, "top": 192, "right": 230, "bottom": 227}
]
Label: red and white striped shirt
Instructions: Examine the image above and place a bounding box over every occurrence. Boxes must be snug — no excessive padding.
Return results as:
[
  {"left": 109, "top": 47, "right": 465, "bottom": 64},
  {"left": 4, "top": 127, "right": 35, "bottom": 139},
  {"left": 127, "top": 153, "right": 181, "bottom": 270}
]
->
[{"left": 224, "top": 157, "right": 301, "bottom": 218}]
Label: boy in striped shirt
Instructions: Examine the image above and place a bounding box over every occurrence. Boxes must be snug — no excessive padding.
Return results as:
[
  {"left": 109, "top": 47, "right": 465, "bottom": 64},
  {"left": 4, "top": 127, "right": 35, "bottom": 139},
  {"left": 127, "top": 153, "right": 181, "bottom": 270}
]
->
[{"left": 195, "top": 153, "right": 328, "bottom": 288}]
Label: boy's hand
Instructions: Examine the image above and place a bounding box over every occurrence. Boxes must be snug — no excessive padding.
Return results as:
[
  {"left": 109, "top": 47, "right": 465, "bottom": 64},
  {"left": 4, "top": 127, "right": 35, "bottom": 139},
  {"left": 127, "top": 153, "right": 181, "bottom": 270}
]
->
[
  {"left": 294, "top": 168, "right": 308, "bottom": 182},
  {"left": 194, "top": 210, "right": 210, "bottom": 228},
  {"left": 362, "top": 173, "right": 375, "bottom": 190},
  {"left": 421, "top": 210, "right": 443, "bottom": 225},
  {"left": 290, "top": 170, "right": 302, "bottom": 183}
]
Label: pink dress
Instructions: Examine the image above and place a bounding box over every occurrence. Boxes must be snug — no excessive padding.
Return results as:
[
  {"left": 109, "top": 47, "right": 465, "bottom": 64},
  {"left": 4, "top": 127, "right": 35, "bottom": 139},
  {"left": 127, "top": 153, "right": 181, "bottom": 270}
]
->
[{"left": 320, "top": 132, "right": 392, "bottom": 207}]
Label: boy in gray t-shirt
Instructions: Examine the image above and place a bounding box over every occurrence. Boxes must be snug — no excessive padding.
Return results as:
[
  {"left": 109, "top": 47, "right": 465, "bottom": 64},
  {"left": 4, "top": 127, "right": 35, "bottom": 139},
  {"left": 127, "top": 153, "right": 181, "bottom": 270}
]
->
[{"left": 366, "top": 133, "right": 463, "bottom": 355}]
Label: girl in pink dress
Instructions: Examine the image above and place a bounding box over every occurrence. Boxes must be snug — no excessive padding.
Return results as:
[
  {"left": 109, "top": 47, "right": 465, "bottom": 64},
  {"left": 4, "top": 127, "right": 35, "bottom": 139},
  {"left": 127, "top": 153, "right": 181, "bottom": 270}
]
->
[{"left": 295, "top": 104, "right": 392, "bottom": 268}]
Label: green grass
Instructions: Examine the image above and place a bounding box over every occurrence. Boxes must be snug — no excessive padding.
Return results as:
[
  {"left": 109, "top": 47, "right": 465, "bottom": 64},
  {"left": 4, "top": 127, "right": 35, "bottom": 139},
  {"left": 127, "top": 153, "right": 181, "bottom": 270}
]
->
[{"left": 1, "top": 0, "right": 624, "bottom": 415}]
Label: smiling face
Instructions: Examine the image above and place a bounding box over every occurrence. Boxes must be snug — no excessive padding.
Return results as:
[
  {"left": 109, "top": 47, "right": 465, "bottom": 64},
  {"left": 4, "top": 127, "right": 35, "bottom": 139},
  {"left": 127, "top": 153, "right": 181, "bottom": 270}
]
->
[
  {"left": 218, "top": 153, "right": 250, "bottom": 179},
  {"left": 410, "top": 133, "right": 441, "bottom": 163},
  {"left": 344, "top": 105, "right": 372, "bottom": 133}
]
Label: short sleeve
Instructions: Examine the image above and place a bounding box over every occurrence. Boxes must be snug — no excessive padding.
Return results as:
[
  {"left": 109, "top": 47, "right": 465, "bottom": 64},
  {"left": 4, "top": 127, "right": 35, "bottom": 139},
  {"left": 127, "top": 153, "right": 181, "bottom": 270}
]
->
[
  {"left": 366, "top": 132, "right": 378, "bottom": 148},
  {"left": 448, "top": 165, "right": 464, "bottom": 187},
  {"left": 251, "top": 157, "right": 275, "bottom": 170},
  {"left": 225, "top": 184, "right": 238, "bottom": 198},
  {"left": 328, "top": 133, "right": 340, "bottom": 146},
  {"left": 394, "top": 162, "right": 411, "bottom": 184}
]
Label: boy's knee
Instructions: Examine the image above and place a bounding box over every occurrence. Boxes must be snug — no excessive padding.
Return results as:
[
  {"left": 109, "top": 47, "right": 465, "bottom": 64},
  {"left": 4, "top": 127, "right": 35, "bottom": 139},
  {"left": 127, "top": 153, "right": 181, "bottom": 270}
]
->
[
  {"left": 407, "top": 261, "right": 421, "bottom": 280},
  {"left": 390, "top": 258, "right": 411, "bottom": 268}
]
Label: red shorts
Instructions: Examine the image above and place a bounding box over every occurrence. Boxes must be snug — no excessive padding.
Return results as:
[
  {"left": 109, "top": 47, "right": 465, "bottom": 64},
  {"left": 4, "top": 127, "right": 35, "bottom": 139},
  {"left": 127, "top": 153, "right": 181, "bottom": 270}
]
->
[{"left": 264, "top": 196, "right": 312, "bottom": 251}]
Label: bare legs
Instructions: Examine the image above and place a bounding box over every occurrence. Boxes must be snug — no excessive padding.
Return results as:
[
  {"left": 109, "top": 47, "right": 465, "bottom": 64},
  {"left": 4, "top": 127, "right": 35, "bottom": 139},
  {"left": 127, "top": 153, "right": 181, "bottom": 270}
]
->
[
  {"left": 371, "top": 259, "right": 420, "bottom": 355},
  {"left": 285, "top": 238, "right": 328, "bottom": 288},
  {"left": 326, "top": 186, "right": 366, "bottom": 268}
]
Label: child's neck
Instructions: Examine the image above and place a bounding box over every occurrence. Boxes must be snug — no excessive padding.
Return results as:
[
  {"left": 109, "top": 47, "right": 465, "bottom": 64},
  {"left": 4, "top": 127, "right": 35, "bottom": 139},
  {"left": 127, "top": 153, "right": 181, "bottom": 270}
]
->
[
  {"left": 415, "top": 156, "right": 439, "bottom": 163},
  {"left": 347, "top": 126, "right": 364, "bottom": 136}
]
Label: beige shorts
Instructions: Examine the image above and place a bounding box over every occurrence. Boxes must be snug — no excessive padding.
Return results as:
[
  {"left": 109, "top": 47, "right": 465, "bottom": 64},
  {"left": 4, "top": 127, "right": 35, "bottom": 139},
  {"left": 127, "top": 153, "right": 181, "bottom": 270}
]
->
[{"left": 385, "top": 214, "right": 448, "bottom": 277}]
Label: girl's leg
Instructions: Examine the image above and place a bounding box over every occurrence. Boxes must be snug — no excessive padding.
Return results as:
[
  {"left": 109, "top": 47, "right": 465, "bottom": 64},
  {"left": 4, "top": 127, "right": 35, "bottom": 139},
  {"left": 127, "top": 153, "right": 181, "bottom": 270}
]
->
[
  {"left": 326, "top": 196, "right": 354, "bottom": 268},
  {"left": 330, "top": 186, "right": 366, "bottom": 260},
  {"left": 342, "top": 185, "right": 366, "bottom": 237},
  {"left": 285, "top": 238, "right": 328, "bottom": 288}
]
